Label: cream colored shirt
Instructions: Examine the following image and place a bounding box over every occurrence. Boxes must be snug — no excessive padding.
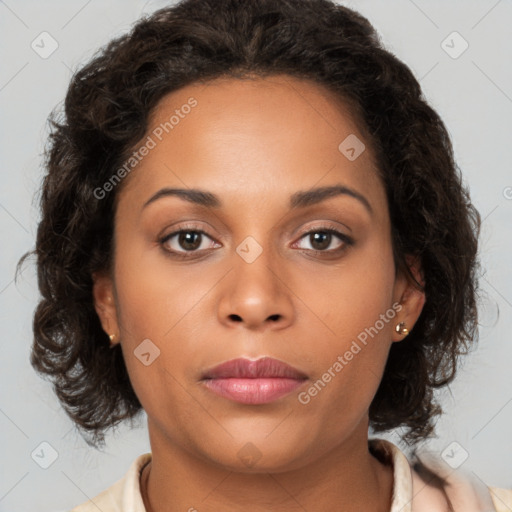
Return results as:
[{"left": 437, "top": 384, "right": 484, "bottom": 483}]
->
[{"left": 71, "top": 438, "right": 512, "bottom": 511}]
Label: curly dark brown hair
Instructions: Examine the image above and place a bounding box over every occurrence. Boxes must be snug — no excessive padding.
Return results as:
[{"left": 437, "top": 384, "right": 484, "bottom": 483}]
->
[{"left": 17, "top": 0, "right": 480, "bottom": 448}]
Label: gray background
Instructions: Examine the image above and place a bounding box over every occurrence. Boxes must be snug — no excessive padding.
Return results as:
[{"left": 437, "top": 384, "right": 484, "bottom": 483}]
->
[{"left": 1, "top": 1, "right": 511, "bottom": 511}]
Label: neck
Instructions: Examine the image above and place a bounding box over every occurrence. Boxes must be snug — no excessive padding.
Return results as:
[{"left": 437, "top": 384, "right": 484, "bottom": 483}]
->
[{"left": 141, "top": 420, "right": 393, "bottom": 512}]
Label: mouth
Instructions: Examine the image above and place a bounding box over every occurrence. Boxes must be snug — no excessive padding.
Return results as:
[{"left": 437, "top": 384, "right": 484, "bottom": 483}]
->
[{"left": 200, "top": 357, "right": 308, "bottom": 405}]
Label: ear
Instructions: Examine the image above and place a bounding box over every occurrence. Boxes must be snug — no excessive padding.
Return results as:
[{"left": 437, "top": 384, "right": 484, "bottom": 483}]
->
[
  {"left": 92, "top": 271, "right": 120, "bottom": 347},
  {"left": 391, "top": 255, "right": 426, "bottom": 342}
]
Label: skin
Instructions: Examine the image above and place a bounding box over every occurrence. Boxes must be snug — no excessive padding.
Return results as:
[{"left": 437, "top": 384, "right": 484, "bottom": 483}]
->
[{"left": 93, "top": 74, "right": 428, "bottom": 511}]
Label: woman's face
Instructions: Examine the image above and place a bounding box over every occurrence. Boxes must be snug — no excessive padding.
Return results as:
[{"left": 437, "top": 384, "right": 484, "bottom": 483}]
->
[{"left": 94, "top": 74, "right": 424, "bottom": 471}]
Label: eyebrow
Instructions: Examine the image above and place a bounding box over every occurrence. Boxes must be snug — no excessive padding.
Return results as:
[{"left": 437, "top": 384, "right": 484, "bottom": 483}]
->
[
  {"left": 289, "top": 185, "right": 372, "bottom": 213},
  {"left": 142, "top": 185, "right": 372, "bottom": 214}
]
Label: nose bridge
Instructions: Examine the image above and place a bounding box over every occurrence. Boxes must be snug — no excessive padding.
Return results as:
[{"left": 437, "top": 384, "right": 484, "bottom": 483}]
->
[
  {"left": 216, "top": 234, "right": 294, "bottom": 330},
  {"left": 235, "top": 236, "right": 278, "bottom": 297}
]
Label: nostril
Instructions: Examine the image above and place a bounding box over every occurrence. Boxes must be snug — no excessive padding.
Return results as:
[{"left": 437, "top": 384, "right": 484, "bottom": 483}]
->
[
  {"left": 268, "top": 314, "right": 280, "bottom": 322},
  {"left": 228, "top": 314, "right": 242, "bottom": 322}
]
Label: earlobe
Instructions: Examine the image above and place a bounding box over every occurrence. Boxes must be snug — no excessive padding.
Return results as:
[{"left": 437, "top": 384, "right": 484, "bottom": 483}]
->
[
  {"left": 392, "top": 255, "right": 426, "bottom": 342},
  {"left": 92, "top": 271, "right": 120, "bottom": 345}
]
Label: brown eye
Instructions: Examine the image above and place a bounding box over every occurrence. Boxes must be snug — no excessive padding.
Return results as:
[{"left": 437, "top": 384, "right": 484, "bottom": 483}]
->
[
  {"left": 160, "top": 229, "right": 221, "bottom": 256},
  {"left": 177, "top": 231, "right": 202, "bottom": 251},
  {"left": 295, "top": 228, "right": 352, "bottom": 253},
  {"left": 309, "top": 232, "right": 332, "bottom": 251}
]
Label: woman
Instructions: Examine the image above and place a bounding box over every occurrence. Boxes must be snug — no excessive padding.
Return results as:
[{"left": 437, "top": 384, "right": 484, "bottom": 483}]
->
[{"left": 20, "top": 0, "right": 511, "bottom": 510}]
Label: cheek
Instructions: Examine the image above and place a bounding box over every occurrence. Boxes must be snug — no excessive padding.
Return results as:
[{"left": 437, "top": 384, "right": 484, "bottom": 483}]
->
[
  {"left": 293, "top": 236, "right": 397, "bottom": 411},
  {"left": 113, "top": 229, "right": 217, "bottom": 342},
  {"left": 111, "top": 237, "right": 232, "bottom": 418},
  {"left": 301, "top": 235, "right": 396, "bottom": 350},
  {"left": 111, "top": 239, "right": 187, "bottom": 388}
]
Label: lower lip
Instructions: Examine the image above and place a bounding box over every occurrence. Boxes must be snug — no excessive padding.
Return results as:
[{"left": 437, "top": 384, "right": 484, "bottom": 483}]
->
[{"left": 202, "top": 378, "right": 305, "bottom": 404}]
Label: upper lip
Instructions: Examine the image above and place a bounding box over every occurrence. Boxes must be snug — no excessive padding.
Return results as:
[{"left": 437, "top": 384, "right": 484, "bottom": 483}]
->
[{"left": 201, "top": 357, "right": 308, "bottom": 380}]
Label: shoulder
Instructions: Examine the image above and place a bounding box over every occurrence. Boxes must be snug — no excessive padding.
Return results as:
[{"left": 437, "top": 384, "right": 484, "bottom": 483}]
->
[
  {"left": 70, "top": 453, "right": 152, "bottom": 512},
  {"left": 488, "top": 486, "right": 512, "bottom": 512},
  {"left": 369, "top": 437, "right": 511, "bottom": 511},
  {"left": 412, "top": 446, "right": 511, "bottom": 512}
]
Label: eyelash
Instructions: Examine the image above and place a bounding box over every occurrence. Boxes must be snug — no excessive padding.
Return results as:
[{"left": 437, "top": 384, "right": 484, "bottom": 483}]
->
[{"left": 158, "top": 225, "right": 354, "bottom": 260}]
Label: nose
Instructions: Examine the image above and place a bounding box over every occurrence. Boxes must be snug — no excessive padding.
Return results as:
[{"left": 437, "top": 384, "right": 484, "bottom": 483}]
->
[{"left": 216, "top": 245, "right": 295, "bottom": 331}]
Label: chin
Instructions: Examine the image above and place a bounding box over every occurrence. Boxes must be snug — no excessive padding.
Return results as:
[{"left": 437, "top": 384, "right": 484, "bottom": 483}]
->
[{"left": 195, "top": 429, "right": 318, "bottom": 473}]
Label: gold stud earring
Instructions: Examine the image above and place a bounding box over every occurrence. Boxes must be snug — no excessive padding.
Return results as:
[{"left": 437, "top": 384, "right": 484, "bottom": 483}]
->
[
  {"left": 109, "top": 333, "right": 117, "bottom": 348},
  {"left": 395, "top": 322, "right": 409, "bottom": 336}
]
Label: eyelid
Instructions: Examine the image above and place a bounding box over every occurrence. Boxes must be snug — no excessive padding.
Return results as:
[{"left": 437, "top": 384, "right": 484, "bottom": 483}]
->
[
  {"left": 159, "top": 221, "right": 218, "bottom": 239},
  {"left": 160, "top": 223, "right": 220, "bottom": 243},
  {"left": 293, "top": 220, "right": 352, "bottom": 239}
]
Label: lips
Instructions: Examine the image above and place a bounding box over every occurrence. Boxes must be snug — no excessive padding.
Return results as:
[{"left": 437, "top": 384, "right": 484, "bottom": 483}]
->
[
  {"left": 201, "top": 357, "right": 308, "bottom": 405},
  {"left": 202, "top": 357, "right": 308, "bottom": 380}
]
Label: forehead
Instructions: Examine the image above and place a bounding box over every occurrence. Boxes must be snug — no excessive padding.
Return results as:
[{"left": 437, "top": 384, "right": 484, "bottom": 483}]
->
[{"left": 118, "top": 74, "right": 383, "bottom": 210}]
